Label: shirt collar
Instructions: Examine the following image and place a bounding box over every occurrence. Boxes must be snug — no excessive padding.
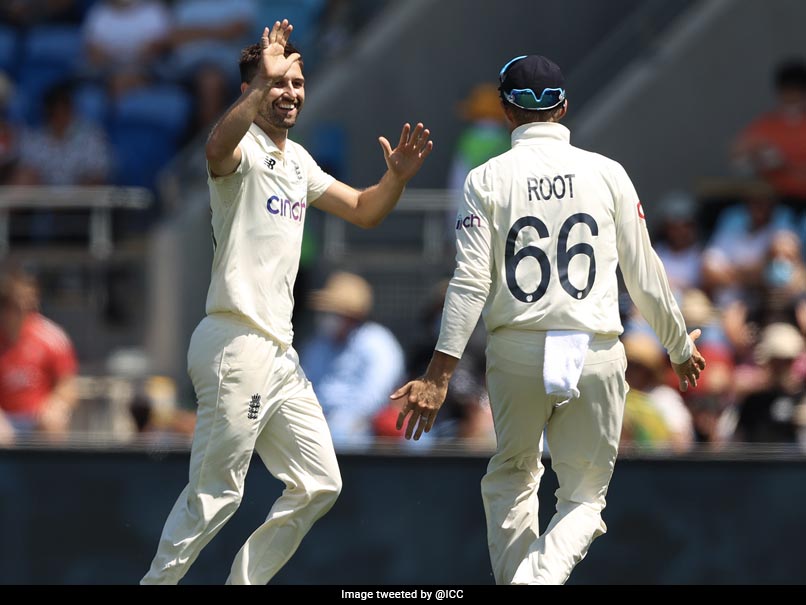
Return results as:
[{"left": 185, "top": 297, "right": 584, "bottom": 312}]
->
[
  {"left": 248, "top": 123, "right": 285, "bottom": 157},
  {"left": 511, "top": 121, "right": 571, "bottom": 147}
]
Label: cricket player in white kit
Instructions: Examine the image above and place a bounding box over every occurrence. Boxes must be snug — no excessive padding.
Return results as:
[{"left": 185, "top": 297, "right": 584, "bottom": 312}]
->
[
  {"left": 393, "top": 55, "right": 705, "bottom": 585},
  {"left": 142, "top": 20, "right": 433, "bottom": 585}
]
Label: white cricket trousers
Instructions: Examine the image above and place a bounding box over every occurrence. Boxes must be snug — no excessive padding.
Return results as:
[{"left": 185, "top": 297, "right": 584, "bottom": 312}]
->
[
  {"left": 482, "top": 329, "right": 627, "bottom": 585},
  {"left": 141, "top": 314, "right": 342, "bottom": 585}
]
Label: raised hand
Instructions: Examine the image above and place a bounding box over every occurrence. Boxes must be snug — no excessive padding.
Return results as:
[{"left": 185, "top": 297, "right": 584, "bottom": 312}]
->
[
  {"left": 258, "top": 20, "right": 301, "bottom": 83},
  {"left": 671, "top": 329, "right": 707, "bottom": 392},
  {"left": 379, "top": 123, "right": 434, "bottom": 184}
]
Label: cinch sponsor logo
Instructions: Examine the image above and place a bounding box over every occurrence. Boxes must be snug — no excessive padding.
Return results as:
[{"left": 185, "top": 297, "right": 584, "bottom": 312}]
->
[
  {"left": 456, "top": 213, "right": 482, "bottom": 230},
  {"left": 267, "top": 195, "right": 306, "bottom": 222}
]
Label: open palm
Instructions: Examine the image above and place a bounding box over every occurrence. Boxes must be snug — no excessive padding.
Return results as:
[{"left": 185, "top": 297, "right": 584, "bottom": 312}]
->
[
  {"left": 379, "top": 123, "right": 434, "bottom": 183},
  {"left": 259, "top": 19, "right": 301, "bottom": 82}
]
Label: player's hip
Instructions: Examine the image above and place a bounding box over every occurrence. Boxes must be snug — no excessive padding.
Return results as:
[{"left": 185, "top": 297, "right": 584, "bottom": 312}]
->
[
  {"left": 187, "top": 315, "right": 315, "bottom": 417},
  {"left": 187, "top": 314, "right": 295, "bottom": 377},
  {"left": 486, "top": 328, "right": 625, "bottom": 376}
]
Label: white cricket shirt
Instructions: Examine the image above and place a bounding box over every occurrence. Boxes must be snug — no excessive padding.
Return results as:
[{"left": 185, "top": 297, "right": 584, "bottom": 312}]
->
[
  {"left": 436, "top": 122, "right": 692, "bottom": 364},
  {"left": 205, "top": 123, "right": 335, "bottom": 346}
]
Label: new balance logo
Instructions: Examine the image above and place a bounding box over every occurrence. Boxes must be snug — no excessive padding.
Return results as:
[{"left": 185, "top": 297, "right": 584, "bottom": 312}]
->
[
  {"left": 247, "top": 394, "right": 261, "bottom": 420},
  {"left": 264, "top": 156, "right": 276, "bottom": 170}
]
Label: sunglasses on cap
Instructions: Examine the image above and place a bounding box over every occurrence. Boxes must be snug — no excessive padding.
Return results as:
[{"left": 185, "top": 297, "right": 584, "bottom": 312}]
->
[{"left": 498, "top": 55, "right": 566, "bottom": 111}]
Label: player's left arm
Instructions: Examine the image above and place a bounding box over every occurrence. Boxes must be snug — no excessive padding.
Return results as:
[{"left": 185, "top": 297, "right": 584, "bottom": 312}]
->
[
  {"left": 312, "top": 123, "right": 433, "bottom": 228},
  {"left": 613, "top": 164, "right": 705, "bottom": 389}
]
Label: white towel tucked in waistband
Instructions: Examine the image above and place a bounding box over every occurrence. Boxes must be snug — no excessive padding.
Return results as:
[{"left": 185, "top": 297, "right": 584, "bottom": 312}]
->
[{"left": 543, "top": 330, "right": 593, "bottom": 406}]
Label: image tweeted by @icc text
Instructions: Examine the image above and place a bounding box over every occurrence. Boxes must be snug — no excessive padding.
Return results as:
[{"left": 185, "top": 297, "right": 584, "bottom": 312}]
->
[{"left": 341, "top": 589, "right": 464, "bottom": 600}]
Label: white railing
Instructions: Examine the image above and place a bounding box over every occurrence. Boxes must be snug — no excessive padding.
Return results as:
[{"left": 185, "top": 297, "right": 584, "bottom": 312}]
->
[
  {"left": 322, "top": 188, "right": 457, "bottom": 260},
  {"left": 0, "top": 186, "right": 153, "bottom": 258}
]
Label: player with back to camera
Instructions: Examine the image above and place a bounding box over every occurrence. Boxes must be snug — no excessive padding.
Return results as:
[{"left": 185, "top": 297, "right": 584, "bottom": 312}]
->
[
  {"left": 142, "top": 19, "right": 433, "bottom": 585},
  {"left": 392, "top": 55, "right": 705, "bottom": 584}
]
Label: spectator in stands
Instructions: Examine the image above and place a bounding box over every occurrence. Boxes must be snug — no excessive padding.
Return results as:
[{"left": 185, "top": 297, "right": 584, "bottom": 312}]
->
[
  {"left": 732, "top": 58, "right": 806, "bottom": 208},
  {"left": 129, "top": 376, "right": 196, "bottom": 444},
  {"left": 717, "top": 232, "right": 806, "bottom": 369},
  {"left": 701, "top": 181, "right": 795, "bottom": 308},
  {"left": 315, "top": 0, "right": 386, "bottom": 65},
  {"left": 1, "top": 0, "right": 83, "bottom": 26},
  {"left": 0, "top": 407, "right": 13, "bottom": 445},
  {"left": 168, "top": 0, "right": 257, "bottom": 83},
  {"left": 735, "top": 322, "right": 806, "bottom": 447},
  {"left": 82, "top": 0, "right": 172, "bottom": 96},
  {"left": 671, "top": 289, "right": 737, "bottom": 448},
  {"left": 759, "top": 230, "right": 806, "bottom": 326},
  {"left": 10, "top": 81, "right": 111, "bottom": 186},
  {"left": 653, "top": 191, "right": 703, "bottom": 297},
  {"left": 448, "top": 84, "right": 510, "bottom": 193},
  {"left": 446, "top": 83, "right": 510, "bottom": 240},
  {"left": 317, "top": 0, "right": 353, "bottom": 60},
  {"left": 300, "top": 271, "right": 405, "bottom": 446},
  {"left": 441, "top": 364, "right": 495, "bottom": 447},
  {"left": 180, "top": 63, "right": 233, "bottom": 146},
  {"left": 679, "top": 288, "right": 729, "bottom": 350},
  {"left": 688, "top": 395, "right": 733, "bottom": 448},
  {"left": 0, "top": 267, "right": 78, "bottom": 442},
  {"left": 622, "top": 333, "right": 694, "bottom": 452},
  {"left": 0, "top": 72, "right": 19, "bottom": 184}
]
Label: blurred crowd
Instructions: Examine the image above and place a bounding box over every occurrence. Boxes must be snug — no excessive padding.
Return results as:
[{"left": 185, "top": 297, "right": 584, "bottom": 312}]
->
[
  {"left": 618, "top": 57, "right": 806, "bottom": 454},
  {"left": 1, "top": 4, "right": 806, "bottom": 455},
  {"left": 0, "top": 0, "right": 377, "bottom": 214}
]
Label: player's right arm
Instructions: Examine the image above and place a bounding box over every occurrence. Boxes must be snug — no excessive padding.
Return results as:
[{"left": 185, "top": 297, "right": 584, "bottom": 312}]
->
[
  {"left": 436, "top": 168, "right": 494, "bottom": 358},
  {"left": 391, "top": 168, "right": 494, "bottom": 439},
  {"left": 205, "top": 20, "right": 300, "bottom": 177},
  {"left": 392, "top": 351, "right": 459, "bottom": 441}
]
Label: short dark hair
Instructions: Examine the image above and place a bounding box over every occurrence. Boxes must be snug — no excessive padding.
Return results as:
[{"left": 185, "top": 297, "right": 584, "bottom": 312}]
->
[
  {"left": 503, "top": 98, "right": 566, "bottom": 127},
  {"left": 239, "top": 41, "right": 303, "bottom": 84},
  {"left": 775, "top": 58, "right": 806, "bottom": 92}
]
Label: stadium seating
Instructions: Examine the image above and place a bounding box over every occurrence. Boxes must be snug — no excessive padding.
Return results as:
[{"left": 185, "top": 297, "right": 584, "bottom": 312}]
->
[
  {"left": 109, "top": 85, "right": 191, "bottom": 190},
  {"left": 256, "top": 0, "right": 326, "bottom": 53},
  {"left": 0, "top": 25, "right": 19, "bottom": 78},
  {"left": 15, "top": 25, "right": 84, "bottom": 125},
  {"left": 73, "top": 82, "right": 110, "bottom": 128}
]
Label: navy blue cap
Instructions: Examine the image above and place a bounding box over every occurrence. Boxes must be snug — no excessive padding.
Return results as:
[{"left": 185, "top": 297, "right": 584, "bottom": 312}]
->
[{"left": 499, "top": 55, "right": 566, "bottom": 111}]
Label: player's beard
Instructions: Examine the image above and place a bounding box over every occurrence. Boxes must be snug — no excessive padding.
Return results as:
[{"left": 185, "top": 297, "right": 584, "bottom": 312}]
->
[{"left": 259, "top": 97, "right": 302, "bottom": 131}]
